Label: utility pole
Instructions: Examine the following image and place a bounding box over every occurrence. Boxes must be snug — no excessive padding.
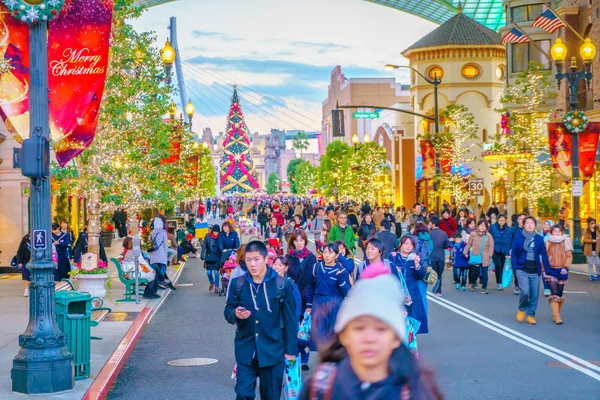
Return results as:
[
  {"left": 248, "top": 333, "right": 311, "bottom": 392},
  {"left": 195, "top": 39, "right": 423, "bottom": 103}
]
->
[{"left": 11, "top": 14, "right": 74, "bottom": 395}]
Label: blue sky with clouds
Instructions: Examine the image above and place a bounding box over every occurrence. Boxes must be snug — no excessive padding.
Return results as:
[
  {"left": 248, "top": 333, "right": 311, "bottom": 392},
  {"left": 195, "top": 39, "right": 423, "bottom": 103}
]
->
[{"left": 132, "top": 0, "right": 438, "bottom": 134}]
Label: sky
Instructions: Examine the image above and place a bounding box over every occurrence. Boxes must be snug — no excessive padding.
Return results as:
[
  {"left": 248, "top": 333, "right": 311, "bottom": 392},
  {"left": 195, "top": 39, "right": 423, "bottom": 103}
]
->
[{"left": 131, "top": 0, "right": 438, "bottom": 136}]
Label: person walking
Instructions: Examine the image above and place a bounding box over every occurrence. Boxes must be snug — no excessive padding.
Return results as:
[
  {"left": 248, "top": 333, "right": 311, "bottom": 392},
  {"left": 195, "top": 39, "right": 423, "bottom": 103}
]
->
[
  {"left": 490, "top": 214, "right": 513, "bottom": 291},
  {"left": 428, "top": 216, "right": 452, "bottom": 297},
  {"left": 539, "top": 220, "right": 553, "bottom": 296},
  {"left": 202, "top": 225, "right": 222, "bottom": 293},
  {"left": 583, "top": 218, "right": 600, "bottom": 281},
  {"left": 412, "top": 222, "right": 432, "bottom": 313},
  {"left": 17, "top": 233, "right": 31, "bottom": 297},
  {"left": 309, "top": 207, "right": 327, "bottom": 244},
  {"left": 143, "top": 218, "right": 169, "bottom": 299},
  {"left": 511, "top": 217, "right": 551, "bottom": 325},
  {"left": 51, "top": 222, "right": 72, "bottom": 281},
  {"left": 327, "top": 212, "right": 356, "bottom": 254},
  {"left": 375, "top": 219, "right": 397, "bottom": 260},
  {"left": 439, "top": 209, "right": 457, "bottom": 238},
  {"left": 464, "top": 220, "right": 494, "bottom": 294},
  {"left": 357, "top": 214, "right": 376, "bottom": 259},
  {"left": 218, "top": 221, "right": 240, "bottom": 261},
  {"left": 224, "top": 241, "right": 297, "bottom": 400},
  {"left": 394, "top": 206, "right": 405, "bottom": 239},
  {"left": 545, "top": 225, "right": 572, "bottom": 324},
  {"left": 257, "top": 207, "right": 269, "bottom": 238}
]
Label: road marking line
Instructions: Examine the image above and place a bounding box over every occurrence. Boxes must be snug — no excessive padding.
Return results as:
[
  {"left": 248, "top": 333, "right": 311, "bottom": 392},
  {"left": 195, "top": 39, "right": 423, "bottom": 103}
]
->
[
  {"left": 563, "top": 291, "right": 588, "bottom": 294},
  {"left": 570, "top": 270, "right": 590, "bottom": 276},
  {"left": 428, "top": 294, "right": 600, "bottom": 378}
]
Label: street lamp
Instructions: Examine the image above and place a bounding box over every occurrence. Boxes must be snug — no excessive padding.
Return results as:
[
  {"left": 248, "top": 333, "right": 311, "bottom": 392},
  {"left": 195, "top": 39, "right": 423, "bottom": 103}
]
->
[
  {"left": 185, "top": 99, "right": 195, "bottom": 131},
  {"left": 160, "top": 39, "right": 176, "bottom": 84},
  {"left": 352, "top": 133, "right": 359, "bottom": 150},
  {"left": 551, "top": 37, "right": 596, "bottom": 256},
  {"left": 364, "top": 133, "right": 371, "bottom": 143},
  {"left": 168, "top": 101, "right": 177, "bottom": 122}
]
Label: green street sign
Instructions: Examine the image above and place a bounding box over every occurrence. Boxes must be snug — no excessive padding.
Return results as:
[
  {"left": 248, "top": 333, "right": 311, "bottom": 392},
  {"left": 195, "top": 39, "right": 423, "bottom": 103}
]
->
[{"left": 353, "top": 112, "right": 379, "bottom": 119}]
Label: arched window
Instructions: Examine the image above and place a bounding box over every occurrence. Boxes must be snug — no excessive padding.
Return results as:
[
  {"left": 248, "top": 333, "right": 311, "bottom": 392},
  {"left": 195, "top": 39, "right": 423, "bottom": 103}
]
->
[{"left": 482, "top": 128, "right": 488, "bottom": 143}]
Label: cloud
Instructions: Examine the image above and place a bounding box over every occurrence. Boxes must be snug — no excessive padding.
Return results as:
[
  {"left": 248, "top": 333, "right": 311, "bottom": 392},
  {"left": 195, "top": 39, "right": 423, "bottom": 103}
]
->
[
  {"left": 291, "top": 41, "right": 351, "bottom": 52},
  {"left": 191, "top": 30, "right": 242, "bottom": 41}
]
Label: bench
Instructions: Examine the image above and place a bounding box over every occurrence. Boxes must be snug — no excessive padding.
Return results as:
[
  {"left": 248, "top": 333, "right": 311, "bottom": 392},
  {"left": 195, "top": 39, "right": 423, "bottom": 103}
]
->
[
  {"left": 56, "top": 278, "right": 112, "bottom": 339},
  {"left": 110, "top": 257, "right": 148, "bottom": 302}
]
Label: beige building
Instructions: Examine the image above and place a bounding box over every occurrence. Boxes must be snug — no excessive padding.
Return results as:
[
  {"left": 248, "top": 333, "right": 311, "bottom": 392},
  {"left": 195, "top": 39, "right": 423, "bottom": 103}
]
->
[{"left": 401, "top": 9, "right": 507, "bottom": 210}]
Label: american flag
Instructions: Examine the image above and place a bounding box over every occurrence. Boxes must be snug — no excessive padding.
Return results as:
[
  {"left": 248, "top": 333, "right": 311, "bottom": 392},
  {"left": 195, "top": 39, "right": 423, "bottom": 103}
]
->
[
  {"left": 532, "top": 8, "right": 565, "bottom": 34},
  {"left": 501, "top": 28, "right": 530, "bottom": 45}
]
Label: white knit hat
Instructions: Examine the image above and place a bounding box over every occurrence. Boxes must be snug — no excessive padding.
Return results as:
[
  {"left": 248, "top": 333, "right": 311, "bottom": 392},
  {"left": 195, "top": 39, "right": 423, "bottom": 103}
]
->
[{"left": 334, "top": 273, "right": 407, "bottom": 342}]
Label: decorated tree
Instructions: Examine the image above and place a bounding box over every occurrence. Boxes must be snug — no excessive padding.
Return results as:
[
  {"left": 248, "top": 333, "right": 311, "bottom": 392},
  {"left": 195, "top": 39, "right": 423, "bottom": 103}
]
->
[
  {"left": 318, "top": 141, "right": 353, "bottom": 198},
  {"left": 491, "top": 62, "right": 561, "bottom": 213},
  {"left": 434, "top": 104, "right": 479, "bottom": 205},
  {"left": 266, "top": 173, "right": 280, "bottom": 194},
  {"left": 219, "top": 86, "right": 260, "bottom": 194},
  {"left": 347, "top": 142, "right": 388, "bottom": 203},
  {"left": 294, "top": 160, "right": 318, "bottom": 195},
  {"left": 292, "top": 131, "right": 310, "bottom": 157}
]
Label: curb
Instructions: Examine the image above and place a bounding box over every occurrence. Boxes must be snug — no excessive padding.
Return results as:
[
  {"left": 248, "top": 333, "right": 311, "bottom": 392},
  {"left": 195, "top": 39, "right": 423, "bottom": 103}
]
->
[{"left": 83, "top": 307, "right": 152, "bottom": 400}]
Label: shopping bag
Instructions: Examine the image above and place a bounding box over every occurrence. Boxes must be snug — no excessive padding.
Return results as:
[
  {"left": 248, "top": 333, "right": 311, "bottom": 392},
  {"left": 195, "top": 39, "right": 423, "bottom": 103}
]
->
[
  {"left": 298, "top": 310, "right": 311, "bottom": 347},
  {"left": 282, "top": 358, "right": 302, "bottom": 399},
  {"left": 405, "top": 317, "right": 421, "bottom": 353},
  {"left": 502, "top": 259, "right": 513, "bottom": 288}
]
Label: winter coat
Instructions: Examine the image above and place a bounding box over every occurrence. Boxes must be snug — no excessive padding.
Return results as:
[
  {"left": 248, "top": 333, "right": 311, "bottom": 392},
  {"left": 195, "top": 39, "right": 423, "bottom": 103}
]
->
[
  {"left": 376, "top": 230, "right": 398, "bottom": 259},
  {"left": 148, "top": 218, "right": 169, "bottom": 266},
  {"left": 218, "top": 231, "right": 240, "bottom": 253},
  {"left": 272, "top": 211, "right": 285, "bottom": 226},
  {"left": 309, "top": 216, "right": 327, "bottom": 240},
  {"left": 429, "top": 227, "right": 452, "bottom": 262},
  {"left": 464, "top": 231, "right": 494, "bottom": 267},
  {"left": 357, "top": 222, "right": 376, "bottom": 242},
  {"left": 257, "top": 211, "right": 269, "bottom": 224},
  {"left": 408, "top": 213, "right": 428, "bottom": 230},
  {"left": 510, "top": 231, "right": 550, "bottom": 276},
  {"left": 286, "top": 251, "right": 318, "bottom": 307},
  {"left": 490, "top": 222, "right": 513, "bottom": 254},
  {"left": 389, "top": 252, "right": 428, "bottom": 334},
  {"left": 451, "top": 242, "right": 470, "bottom": 268},
  {"left": 439, "top": 217, "right": 457, "bottom": 238},
  {"left": 328, "top": 224, "right": 356, "bottom": 251},
  {"left": 201, "top": 233, "right": 221, "bottom": 270},
  {"left": 16, "top": 235, "right": 31, "bottom": 266},
  {"left": 72, "top": 232, "right": 107, "bottom": 263},
  {"left": 347, "top": 213, "right": 359, "bottom": 229},
  {"left": 546, "top": 239, "right": 573, "bottom": 270},
  {"left": 583, "top": 226, "right": 600, "bottom": 256}
]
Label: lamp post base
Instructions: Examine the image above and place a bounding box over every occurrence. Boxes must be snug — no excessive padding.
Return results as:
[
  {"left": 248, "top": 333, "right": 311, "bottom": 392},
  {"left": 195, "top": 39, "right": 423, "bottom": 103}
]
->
[{"left": 12, "top": 355, "right": 74, "bottom": 395}]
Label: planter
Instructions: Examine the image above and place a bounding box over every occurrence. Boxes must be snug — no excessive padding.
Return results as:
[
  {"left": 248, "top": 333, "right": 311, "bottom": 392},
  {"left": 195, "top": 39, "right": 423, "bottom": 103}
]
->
[
  {"left": 100, "top": 230, "right": 114, "bottom": 248},
  {"left": 75, "top": 273, "right": 108, "bottom": 298}
]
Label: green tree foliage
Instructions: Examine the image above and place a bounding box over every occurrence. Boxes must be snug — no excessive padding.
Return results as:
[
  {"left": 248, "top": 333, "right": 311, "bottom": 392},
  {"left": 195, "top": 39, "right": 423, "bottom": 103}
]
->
[
  {"left": 286, "top": 158, "right": 304, "bottom": 194},
  {"left": 318, "top": 141, "right": 353, "bottom": 198},
  {"left": 266, "top": 173, "right": 281, "bottom": 194},
  {"left": 292, "top": 131, "right": 310, "bottom": 157},
  {"left": 294, "top": 161, "right": 318, "bottom": 195}
]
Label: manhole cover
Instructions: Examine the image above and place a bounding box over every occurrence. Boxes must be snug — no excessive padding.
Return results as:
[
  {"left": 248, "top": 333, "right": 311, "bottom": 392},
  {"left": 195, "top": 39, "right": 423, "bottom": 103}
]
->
[
  {"left": 167, "top": 358, "right": 219, "bottom": 367},
  {"left": 177, "top": 283, "right": 194, "bottom": 287},
  {"left": 547, "top": 360, "right": 600, "bottom": 369}
]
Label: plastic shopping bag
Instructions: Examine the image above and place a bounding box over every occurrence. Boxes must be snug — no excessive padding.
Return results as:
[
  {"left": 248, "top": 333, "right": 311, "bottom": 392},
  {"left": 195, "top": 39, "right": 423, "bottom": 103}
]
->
[
  {"left": 405, "top": 316, "right": 421, "bottom": 353},
  {"left": 283, "top": 358, "right": 302, "bottom": 399},
  {"left": 298, "top": 310, "right": 311, "bottom": 348},
  {"left": 502, "top": 258, "right": 513, "bottom": 288}
]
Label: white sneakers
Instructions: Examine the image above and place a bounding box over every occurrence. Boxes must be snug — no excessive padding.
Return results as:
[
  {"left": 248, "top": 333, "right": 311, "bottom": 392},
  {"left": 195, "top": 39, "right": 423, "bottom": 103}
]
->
[{"left": 24, "top": 289, "right": 29, "bottom": 297}]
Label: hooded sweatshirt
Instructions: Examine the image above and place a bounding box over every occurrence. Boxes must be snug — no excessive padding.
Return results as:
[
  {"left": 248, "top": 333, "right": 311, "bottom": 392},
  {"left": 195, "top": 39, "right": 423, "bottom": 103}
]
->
[
  {"left": 310, "top": 215, "right": 327, "bottom": 240},
  {"left": 149, "top": 218, "right": 169, "bottom": 265}
]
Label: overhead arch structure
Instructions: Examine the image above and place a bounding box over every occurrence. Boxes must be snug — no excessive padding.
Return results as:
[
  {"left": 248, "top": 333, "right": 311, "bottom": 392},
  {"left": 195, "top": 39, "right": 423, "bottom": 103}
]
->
[{"left": 363, "top": 0, "right": 505, "bottom": 31}]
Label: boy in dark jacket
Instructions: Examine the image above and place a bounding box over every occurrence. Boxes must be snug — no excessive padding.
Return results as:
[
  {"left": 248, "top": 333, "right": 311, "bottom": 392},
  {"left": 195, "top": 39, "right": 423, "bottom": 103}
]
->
[
  {"left": 451, "top": 233, "right": 470, "bottom": 291},
  {"left": 224, "top": 241, "right": 297, "bottom": 400}
]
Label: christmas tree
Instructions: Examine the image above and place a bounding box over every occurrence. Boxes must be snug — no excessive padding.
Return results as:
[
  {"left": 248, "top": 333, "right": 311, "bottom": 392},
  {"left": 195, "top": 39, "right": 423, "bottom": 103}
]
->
[{"left": 220, "top": 86, "right": 260, "bottom": 194}]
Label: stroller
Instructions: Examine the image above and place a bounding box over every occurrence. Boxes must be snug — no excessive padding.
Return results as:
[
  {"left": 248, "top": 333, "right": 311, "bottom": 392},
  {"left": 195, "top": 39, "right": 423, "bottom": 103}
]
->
[{"left": 219, "top": 251, "right": 238, "bottom": 297}]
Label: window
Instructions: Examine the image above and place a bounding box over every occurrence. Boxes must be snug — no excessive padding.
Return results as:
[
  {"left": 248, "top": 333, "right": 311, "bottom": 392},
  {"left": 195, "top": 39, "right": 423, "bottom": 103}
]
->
[
  {"left": 496, "top": 65, "right": 505, "bottom": 80},
  {"left": 511, "top": 40, "right": 551, "bottom": 72},
  {"left": 428, "top": 66, "right": 443, "bottom": 80},
  {"left": 462, "top": 64, "right": 480, "bottom": 79},
  {"left": 482, "top": 129, "right": 488, "bottom": 142},
  {"left": 511, "top": 4, "right": 544, "bottom": 23}
]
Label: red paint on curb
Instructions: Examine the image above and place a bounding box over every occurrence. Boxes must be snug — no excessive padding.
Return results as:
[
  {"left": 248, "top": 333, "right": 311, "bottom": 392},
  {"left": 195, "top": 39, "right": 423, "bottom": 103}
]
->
[{"left": 83, "top": 307, "right": 152, "bottom": 400}]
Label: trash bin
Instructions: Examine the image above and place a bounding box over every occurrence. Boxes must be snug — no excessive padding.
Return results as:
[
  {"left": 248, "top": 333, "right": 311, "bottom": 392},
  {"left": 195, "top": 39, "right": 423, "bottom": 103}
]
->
[{"left": 55, "top": 291, "right": 92, "bottom": 380}]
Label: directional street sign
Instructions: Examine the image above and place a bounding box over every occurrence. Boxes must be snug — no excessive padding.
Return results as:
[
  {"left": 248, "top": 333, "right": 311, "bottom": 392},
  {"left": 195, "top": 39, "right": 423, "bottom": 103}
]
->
[
  {"left": 353, "top": 112, "right": 379, "bottom": 119},
  {"left": 33, "top": 230, "right": 47, "bottom": 251}
]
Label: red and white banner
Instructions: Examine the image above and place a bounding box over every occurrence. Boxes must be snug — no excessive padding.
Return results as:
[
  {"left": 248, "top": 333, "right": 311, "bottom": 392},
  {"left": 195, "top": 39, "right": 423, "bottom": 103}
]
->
[
  {"left": 419, "top": 140, "right": 436, "bottom": 180},
  {"left": 0, "top": 0, "right": 114, "bottom": 167},
  {"left": 579, "top": 122, "right": 600, "bottom": 181},
  {"left": 548, "top": 122, "right": 573, "bottom": 182}
]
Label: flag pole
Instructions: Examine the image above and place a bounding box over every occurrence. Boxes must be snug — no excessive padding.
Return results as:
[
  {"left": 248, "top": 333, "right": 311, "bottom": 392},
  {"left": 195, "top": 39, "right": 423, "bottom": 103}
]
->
[
  {"left": 511, "top": 21, "right": 551, "bottom": 60},
  {"left": 545, "top": 2, "right": 585, "bottom": 42}
]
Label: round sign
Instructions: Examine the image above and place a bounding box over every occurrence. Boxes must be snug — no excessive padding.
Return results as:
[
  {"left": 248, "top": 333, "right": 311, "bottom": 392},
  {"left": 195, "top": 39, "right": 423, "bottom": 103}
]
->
[{"left": 167, "top": 358, "right": 219, "bottom": 367}]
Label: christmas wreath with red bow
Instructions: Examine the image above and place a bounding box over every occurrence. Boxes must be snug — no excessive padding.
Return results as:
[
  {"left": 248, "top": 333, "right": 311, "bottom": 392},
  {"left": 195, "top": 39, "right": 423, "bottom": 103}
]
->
[{"left": 3, "top": 0, "right": 65, "bottom": 24}]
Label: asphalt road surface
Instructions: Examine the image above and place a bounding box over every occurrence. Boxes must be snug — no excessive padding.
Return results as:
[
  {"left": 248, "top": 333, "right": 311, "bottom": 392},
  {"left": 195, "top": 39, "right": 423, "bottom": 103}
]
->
[{"left": 109, "top": 227, "right": 600, "bottom": 399}]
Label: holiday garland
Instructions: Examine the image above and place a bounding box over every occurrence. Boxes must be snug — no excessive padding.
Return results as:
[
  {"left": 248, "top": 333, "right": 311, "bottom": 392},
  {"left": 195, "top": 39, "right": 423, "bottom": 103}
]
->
[
  {"left": 3, "top": 0, "right": 65, "bottom": 24},
  {"left": 563, "top": 110, "right": 588, "bottom": 134}
]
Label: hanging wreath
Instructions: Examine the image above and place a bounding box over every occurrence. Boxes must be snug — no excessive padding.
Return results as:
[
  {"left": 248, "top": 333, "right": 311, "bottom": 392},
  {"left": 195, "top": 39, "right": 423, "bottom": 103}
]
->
[
  {"left": 563, "top": 110, "right": 588, "bottom": 134},
  {"left": 3, "top": 0, "right": 66, "bottom": 24}
]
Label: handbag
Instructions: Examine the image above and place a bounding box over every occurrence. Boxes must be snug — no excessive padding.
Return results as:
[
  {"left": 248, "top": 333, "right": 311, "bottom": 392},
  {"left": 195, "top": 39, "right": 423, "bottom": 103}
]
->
[
  {"left": 468, "top": 234, "right": 486, "bottom": 265},
  {"left": 298, "top": 310, "right": 311, "bottom": 347},
  {"left": 423, "top": 268, "right": 438, "bottom": 285},
  {"left": 502, "top": 258, "right": 513, "bottom": 288},
  {"left": 282, "top": 358, "right": 302, "bottom": 399}
]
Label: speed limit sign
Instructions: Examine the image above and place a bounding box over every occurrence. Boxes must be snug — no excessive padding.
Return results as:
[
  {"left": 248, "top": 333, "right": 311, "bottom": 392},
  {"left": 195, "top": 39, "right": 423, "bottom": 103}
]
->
[{"left": 469, "top": 178, "right": 484, "bottom": 196}]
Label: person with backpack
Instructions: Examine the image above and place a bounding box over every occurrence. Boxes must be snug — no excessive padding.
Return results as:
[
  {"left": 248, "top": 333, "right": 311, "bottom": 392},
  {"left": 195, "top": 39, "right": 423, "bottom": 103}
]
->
[
  {"left": 224, "top": 241, "right": 297, "bottom": 400},
  {"left": 328, "top": 212, "right": 356, "bottom": 254},
  {"left": 306, "top": 243, "right": 352, "bottom": 351},
  {"left": 428, "top": 216, "right": 452, "bottom": 297},
  {"left": 463, "top": 220, "right": 495, "bottom": 294},
  {"left": 299, "top": 271, "right": 442, "bottom": 400},
  {"left": 412, "top": 222, "right": 432, "bottom": 315},
  {"left": 143, "top": 217, "right": 170, "bottom": 299},
  {"left": 356, "top": 238, "right": 401, "bottom": 281}
]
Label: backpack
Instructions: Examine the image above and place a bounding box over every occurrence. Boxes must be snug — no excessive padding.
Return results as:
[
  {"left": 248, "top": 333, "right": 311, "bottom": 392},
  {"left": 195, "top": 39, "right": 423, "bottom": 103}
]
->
[
  {"left": 357, "top": 259, "right": 393, "bottom": 279},
  {"left": 146, "top": 233, "right": 162, "bottom": 253},
  {"left": 415, "top": 238, "right": 431, "bottom": 269},
  {"left": 309, "top": 362, "right": 410, "bottom": 400},
  {"left": 234, "top": 274, "right": 286, "bottom": 306}
]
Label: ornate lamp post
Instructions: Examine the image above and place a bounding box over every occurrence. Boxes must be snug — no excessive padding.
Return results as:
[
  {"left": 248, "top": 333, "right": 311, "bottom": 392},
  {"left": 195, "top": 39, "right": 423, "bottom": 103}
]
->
[
  {"left": 551, "top": 37, "right": 596, "bottom": 255},
  {"left": 169, "top": 101, "right": 177, "bottom": 122},
  {"left": 185, "top": 99, "right": 195, "bottom": 131},
  {"left": 160, "top": 39, "right": 176, "bottom": 84},
  {"left": 8, "top": 0, "right": 74, "bottom": 394}
]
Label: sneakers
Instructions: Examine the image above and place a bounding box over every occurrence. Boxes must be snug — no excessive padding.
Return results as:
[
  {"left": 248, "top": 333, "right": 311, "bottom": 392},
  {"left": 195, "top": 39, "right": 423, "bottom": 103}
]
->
[
  {"left": 591, "top": 276, "right": 596, "bottom": 281},
  {"left": 514, "top": 287, "right": 521, "bottom": 295},
  {"left": 301, "top": 364, "right": 310, "bottom": 371},
  {"left": 470, "top": 284, "right": 475, "bottom": 292},
  {"left": 24, "top": 289, "right": 29, "bottom": 297},
  {"left": 544, "top": 289, "right": 550, "bottom": 297},
  {"left": 455, "top": 283, "right": 460, "bottom": 290},
  {"left": 435, "top": 292, "right": 442, "bottom": 297},
  {"left": 480, "top": 289, "right": 489, "bottom": 294},
  {"left": 516, "top": 310, "right": 525, "bottom": 323},
  {"left": 526, "top": 316, "right": 537, "bottom": 325},
  {"left": 496, "top": 284, "right": 504, "bottom": 291},
  {"left": 460, "top": 286, "right": 466, "bottom": 292}
]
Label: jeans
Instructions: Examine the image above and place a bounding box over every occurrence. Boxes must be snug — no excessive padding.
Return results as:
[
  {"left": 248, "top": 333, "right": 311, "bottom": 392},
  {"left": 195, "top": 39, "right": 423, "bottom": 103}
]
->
[
  {"left": 144, "top": 263, "right": 166, "bottom": 297},
  {"left": 453, "top": 267, "right": 468, "bottom": 286},
  {"left": 515, "top": 269, "right": 540, "bottom": 316},
  {"left": 431, "top": 260, "right": 445, "bottom": 294},
  {"left": 207, "top": 269, "right": 220, "bottom": 287},
  {"left": 469, "top": 264, "right": 488, "bottom": 289},
  {"left": 587, "top": 252, "right": 600, "bottom": 275},
  {"left": 492, "top": 252, "right": 506, "bottom": 284},
  {"left": 259, "top": 222, "right": 267, "bottom": 237}
]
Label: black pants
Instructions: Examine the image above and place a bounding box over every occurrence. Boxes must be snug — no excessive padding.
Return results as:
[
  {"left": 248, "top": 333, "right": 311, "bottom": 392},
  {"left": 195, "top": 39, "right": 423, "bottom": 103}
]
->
[
  {"left": 469, "top": 264, "right": 488, "bottom": 289},
  {"left": 260, "top": 222, "right": 267, "bottom": 236},
  {"left": 394, "top": 222, "right": 402, "bottom": 238},
  {"left": 235, "top": 359, "right": 284, "bottom": 400},
  {"left": 431, "top": 260, "right": 445, "bottom": 294},
  {"left": 492, "top": 252, "right": 507, "bottom": 285}
]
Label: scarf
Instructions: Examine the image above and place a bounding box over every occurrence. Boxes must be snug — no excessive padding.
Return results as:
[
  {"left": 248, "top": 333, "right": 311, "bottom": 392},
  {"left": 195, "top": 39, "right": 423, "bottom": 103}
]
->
[
  {"left": 522, "top": 230, "right": 536, "bottom": 261},
  {"left": 209, "top": 232, "right": 219, "bottom": 240},
  {"left": 288, "top": 247, "right": 311, "bottom": 259},
  {"left": 547, "top": 235, "right": 573, "bottom": 252}
]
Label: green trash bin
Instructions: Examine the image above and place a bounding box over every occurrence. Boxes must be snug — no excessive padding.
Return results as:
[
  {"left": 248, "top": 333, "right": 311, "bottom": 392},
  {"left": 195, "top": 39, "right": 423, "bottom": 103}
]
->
[{"left": 55, "top": 291, "right": 92, "bottom": 380}]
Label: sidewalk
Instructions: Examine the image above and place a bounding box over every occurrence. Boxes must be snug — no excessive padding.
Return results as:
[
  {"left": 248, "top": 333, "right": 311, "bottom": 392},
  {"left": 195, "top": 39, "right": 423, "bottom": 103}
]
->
[{"left": 0, "top": 238, "right": 186, "bottom": 399}]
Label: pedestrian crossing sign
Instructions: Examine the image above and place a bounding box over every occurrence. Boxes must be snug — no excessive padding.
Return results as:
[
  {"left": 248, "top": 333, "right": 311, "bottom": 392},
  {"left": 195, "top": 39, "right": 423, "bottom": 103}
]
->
[{"left": 33, "top": 230, "right": 47, "bottom": 251}]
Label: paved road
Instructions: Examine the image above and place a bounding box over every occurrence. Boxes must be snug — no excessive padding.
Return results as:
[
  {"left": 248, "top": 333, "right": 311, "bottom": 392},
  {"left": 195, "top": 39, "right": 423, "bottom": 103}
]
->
[{"left": 109, "top": 227, "right": 600, "bottom": 399}]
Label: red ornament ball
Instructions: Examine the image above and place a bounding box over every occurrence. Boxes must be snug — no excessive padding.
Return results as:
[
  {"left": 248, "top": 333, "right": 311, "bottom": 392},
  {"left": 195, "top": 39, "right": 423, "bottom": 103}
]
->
[
  {"left": 51, "top": 9, "right": 57, "bottom": 15},
  {"left": 13, "top": 10, "right": 18, "bottom": 15}
]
